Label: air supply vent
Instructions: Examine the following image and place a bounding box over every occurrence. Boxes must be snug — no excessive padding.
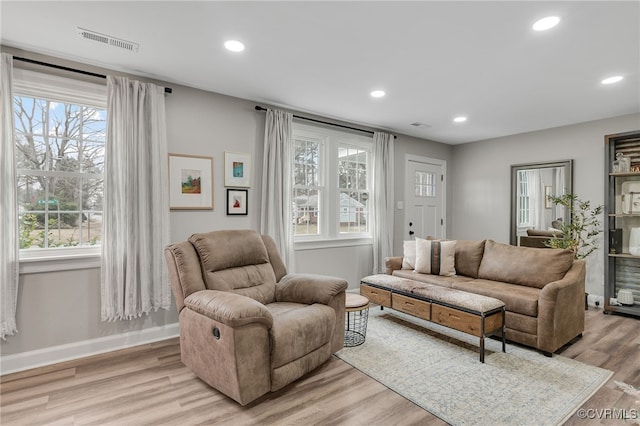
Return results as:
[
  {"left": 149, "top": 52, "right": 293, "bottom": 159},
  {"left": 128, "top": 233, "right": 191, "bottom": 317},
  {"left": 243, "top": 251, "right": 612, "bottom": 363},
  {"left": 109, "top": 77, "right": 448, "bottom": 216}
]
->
[
  {"left": 410, "top": 122, "right": 432, "bottom": 128},
  {"left": 77, "top": 27, "right": 139, "bottom": 52}
]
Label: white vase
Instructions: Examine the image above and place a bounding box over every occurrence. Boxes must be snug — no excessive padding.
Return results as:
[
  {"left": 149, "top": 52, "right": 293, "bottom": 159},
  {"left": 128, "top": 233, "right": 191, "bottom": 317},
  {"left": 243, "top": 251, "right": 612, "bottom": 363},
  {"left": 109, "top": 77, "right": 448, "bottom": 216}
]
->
[{"left": 630, "top": 227, "right": 640, "bottom": 256}]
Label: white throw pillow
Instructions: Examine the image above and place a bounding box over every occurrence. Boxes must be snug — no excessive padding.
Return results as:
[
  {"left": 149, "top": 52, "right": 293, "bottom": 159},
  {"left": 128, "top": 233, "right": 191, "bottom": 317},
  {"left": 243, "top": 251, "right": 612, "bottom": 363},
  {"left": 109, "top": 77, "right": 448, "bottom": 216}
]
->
[
  {"left": 415, "top": 238, "right": 456, "bottom": 276},
  {"left": 402, "top": 240, "right": 417, "bottom": 269}
]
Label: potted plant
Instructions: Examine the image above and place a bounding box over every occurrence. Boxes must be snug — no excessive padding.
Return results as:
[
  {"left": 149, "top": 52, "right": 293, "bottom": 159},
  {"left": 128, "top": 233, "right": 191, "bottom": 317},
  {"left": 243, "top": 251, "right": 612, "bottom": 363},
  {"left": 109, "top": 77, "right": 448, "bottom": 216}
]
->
[
  {"left": 546, "top": 193, "right": 604, "bottom": 259},
  {"left": 546, "top": 193, "right": 604, "bottom": 310}
]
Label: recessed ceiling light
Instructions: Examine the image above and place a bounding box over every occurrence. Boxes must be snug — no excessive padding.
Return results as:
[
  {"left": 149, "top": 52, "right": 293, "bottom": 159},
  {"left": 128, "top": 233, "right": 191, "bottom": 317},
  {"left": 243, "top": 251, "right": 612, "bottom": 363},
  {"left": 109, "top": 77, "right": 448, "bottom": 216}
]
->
[
  {"left": 453, "top": 116, "right": 467, "bottom": 123},
  {"left": 601, "top": 75, "right": 624, "bottom": 85},
  {"left": 370, "top": 90, "right": 386, "bottom": 98},
  {"left": 224, "top": 40, "right": 245, "bottom": 52},
  {"left": 533, "top": 16, "right": 560, "bottom": 31}
]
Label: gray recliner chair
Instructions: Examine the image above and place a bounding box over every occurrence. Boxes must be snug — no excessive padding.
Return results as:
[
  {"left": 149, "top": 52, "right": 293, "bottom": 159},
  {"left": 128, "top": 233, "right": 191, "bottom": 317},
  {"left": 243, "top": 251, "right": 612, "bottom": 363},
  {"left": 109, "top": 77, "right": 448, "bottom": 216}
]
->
[{"left": 164, "top": 229, "right": 347, "bottom": 405}]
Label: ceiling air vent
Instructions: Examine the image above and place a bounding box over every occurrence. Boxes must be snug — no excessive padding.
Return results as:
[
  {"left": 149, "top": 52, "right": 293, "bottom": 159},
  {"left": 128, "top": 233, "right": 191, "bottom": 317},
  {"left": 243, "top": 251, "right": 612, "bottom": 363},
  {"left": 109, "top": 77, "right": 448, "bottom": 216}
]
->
[
  {"left": 77, "top": 27, "right": 139, "bottom": 52},
  {"left": 411, "top": 122, "right": 432, "bottom": 129}
]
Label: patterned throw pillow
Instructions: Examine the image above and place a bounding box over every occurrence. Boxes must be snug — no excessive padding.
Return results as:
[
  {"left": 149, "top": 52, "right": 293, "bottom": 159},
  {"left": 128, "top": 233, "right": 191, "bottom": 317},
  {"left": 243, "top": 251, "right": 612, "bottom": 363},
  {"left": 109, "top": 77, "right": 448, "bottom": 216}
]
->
[
  {"left": 402, "top": 240, "right": 417, "bottom": 269},
  {"left": 415, "top": 238, "right": 456, "bottom": 276}
]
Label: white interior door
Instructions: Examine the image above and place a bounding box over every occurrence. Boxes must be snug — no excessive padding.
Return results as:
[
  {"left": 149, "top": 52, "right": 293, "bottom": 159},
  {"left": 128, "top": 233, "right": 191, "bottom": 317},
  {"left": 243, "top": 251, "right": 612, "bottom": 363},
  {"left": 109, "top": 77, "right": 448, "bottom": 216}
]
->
[{"left": 405, "top": 156, "right": 445, "bottom": 240}]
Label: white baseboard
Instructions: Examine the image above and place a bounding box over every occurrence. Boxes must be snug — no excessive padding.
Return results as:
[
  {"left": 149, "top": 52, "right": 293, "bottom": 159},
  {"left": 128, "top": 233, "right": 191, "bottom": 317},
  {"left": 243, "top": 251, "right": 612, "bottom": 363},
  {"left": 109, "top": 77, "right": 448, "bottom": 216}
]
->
[
  {"left": 587, "top": 294, "right": 605, "bottom": 308},
  {"left": 0, "top": 323, "right": 179, "bottom": 376}
]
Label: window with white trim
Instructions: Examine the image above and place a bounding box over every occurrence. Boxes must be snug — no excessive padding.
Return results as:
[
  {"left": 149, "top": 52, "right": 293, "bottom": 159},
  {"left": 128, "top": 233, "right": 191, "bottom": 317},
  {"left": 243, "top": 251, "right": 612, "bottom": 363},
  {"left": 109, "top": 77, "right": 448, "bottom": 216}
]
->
[
  {"left": 13, "top": 69, "right": 107, "bottom": 260},
  {"left": 292, "top": 122, "right": 371, "bottom": 240},
  {"left": 517, "top": 170, "right": 531, "bottom": 226}
]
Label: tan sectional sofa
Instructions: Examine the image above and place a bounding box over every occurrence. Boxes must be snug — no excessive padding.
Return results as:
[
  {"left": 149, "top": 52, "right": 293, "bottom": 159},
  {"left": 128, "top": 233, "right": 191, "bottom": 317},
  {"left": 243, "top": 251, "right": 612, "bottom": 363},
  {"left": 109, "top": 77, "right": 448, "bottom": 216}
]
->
[{"left": 385, "top": 240, "right": 585, "bottom": 355}]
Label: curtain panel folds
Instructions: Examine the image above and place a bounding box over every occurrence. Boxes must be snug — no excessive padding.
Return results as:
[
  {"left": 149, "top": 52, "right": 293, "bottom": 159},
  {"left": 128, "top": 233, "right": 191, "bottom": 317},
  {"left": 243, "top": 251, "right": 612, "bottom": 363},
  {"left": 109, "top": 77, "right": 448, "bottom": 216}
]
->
[
  {"left": 101, "top": 76, "right": 171, "bottom": 321},
  {"left": 0, "top": 53, "right": 19, "bottom": 339},
  {"left": 371, "top": 132, "right": 395, "bottom": 274},
  {"left": 260, "top": 109, "right": 295, "bottom": 271}
]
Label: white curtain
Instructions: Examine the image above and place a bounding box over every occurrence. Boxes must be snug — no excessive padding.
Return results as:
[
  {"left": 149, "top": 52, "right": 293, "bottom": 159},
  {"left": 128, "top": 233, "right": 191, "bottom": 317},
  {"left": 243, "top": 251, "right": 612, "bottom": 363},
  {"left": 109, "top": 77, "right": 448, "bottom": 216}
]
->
[
  {"left": 0, "top": 53, "right": 19, "bottom": 339},
  {"left": 371, "top": 132, "right": 395, "bottom": 273},
  {"left": 526, "top": 169, "right": 545, "bottom": 230},
  {"left": 101, "top": 76, "right": 171, "bottom": 321},
  {"left": 260, "top": 109, "right": 294, "bottom": 271}
]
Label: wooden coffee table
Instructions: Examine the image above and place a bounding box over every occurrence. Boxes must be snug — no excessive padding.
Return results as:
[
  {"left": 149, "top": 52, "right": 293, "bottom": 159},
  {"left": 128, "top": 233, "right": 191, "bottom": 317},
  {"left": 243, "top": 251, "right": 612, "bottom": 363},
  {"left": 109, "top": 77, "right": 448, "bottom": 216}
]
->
[{"left": 360, "top": 274, "right": 506, "bottom": 363}]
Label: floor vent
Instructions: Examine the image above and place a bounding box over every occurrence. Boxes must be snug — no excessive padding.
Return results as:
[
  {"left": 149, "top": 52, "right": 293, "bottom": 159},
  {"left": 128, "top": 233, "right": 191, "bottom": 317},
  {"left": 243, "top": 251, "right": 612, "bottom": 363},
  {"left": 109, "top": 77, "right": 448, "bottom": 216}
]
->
[{"left": 77, "top": 27, "right": 139, "bottom": 52}]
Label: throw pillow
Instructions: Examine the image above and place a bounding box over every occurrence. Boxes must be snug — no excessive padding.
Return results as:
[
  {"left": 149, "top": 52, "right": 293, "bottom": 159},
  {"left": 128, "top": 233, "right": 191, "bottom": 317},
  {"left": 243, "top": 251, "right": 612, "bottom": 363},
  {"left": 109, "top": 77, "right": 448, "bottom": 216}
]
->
[
  {"left": 415, "top": 238, "right": 456, "bottom": 276},
  {"left": 402, "top": 240, "right": 416, "bottom": 269}
]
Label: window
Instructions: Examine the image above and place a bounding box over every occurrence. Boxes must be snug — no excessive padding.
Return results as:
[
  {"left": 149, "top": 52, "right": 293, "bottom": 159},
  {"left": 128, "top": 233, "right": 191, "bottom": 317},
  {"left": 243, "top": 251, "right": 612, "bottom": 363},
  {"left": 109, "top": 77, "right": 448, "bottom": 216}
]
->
[
  {"left": 415, "top": 171, "right": 436, "bottom": 197},
  {"left": 517, "top": 170, "right": 531, "bottom": 226},
  {"left": 292, "top": 122, "right": 371, "bottom": 241},
  {"left": 13, "top": 69, "right": 107, "bottom": 260}
]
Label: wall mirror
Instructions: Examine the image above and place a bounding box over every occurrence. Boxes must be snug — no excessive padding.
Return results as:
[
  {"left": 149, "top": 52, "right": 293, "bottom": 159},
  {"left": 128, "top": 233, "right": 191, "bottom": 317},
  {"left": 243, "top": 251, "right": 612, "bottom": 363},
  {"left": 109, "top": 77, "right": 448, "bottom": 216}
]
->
[{"left": 510, "top": 160, "right": 573, "bottom": 246}]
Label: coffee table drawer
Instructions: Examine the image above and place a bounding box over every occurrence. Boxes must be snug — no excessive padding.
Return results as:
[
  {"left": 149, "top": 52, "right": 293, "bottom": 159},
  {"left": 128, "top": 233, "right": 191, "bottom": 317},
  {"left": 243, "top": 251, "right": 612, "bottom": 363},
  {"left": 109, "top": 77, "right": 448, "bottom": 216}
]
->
[
  {"left": 392, "top": 293, "right": 431, "bottom": 321},
  {"left": 432, "top": 304, "right": 482, "bottom": 337},
  {"left": 360, "top": 284, "right": 391, "bottom": 307}
]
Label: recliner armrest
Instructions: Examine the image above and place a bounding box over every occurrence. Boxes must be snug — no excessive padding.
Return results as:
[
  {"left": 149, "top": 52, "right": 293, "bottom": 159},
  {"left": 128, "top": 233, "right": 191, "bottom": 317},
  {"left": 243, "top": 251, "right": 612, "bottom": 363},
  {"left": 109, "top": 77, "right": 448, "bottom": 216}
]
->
[
  {"left": 276, "top": 274, "right": 348, "bottom": 305},
  {"left": 183, "top": 290, "right": 273, "bottom": 328}
]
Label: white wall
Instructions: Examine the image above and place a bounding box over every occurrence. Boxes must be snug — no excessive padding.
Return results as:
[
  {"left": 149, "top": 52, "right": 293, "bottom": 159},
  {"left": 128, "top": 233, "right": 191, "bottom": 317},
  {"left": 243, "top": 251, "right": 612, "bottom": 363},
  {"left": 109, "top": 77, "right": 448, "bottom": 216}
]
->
[{"left": 451, "top": 113, "right": 640, "bottom": 299}]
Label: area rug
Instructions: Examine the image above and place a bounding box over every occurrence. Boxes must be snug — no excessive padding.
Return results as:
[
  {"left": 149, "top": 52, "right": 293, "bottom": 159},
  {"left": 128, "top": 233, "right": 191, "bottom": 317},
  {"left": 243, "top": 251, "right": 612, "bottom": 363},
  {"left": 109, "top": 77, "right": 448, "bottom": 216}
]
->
[{"left": 336, "top": 308, "right": 613, "bottom": 426}]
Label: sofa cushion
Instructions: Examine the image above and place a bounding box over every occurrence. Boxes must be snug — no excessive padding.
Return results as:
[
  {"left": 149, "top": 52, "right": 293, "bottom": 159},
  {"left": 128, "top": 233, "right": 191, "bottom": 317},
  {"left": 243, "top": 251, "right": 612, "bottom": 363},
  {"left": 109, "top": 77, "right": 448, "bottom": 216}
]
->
[
  {"left": 452, "top": 279, "right": 541, "bottom": 317},
  {"left": 190, "top": 229, "right": 270, "bottom": 272},
  {"left": 454, "top": 240, "right": 486, "bottom": 278},
  {"left": 189, "top": 230, "right": 277, "bottom": 304},
  {"left": 415, "top": 238, "right": 456, "bottom": 276},
  {"left": 267, "top": 302, "right": 335, "bottom": 369},
  {"left": 402, "top": 240, "right": 417, "bottom": 269},
  {"left": 478, "top": 240, "right": 574, "bottom": 289}
]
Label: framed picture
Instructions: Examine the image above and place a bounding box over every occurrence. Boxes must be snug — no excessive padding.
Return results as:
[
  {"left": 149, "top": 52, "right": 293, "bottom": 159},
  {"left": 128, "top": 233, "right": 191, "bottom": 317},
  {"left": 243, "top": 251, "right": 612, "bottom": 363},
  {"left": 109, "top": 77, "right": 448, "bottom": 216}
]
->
[
  {"left": 224, "top": 152, "right": 251, "bottom": 187},
  {"left": 227, "top": 189, "right": 248, "bottom": 215},
  {"left": 168, "top": 153, "right": 213, "bottom": 210},
  {"left": 545, "top": 186, "right": 553, "bottom": 209}
]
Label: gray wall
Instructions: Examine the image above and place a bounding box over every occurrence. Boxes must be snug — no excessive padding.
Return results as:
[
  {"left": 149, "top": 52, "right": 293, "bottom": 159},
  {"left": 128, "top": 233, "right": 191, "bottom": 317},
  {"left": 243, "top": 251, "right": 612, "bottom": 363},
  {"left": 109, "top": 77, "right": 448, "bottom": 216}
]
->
[
  {"left": 451, "top": 113, "right": 640, "bottom": 298},
  {"left": 3, "top": 46, "right": 635, "bottom": 360},
  {"left": 0, "top": 48, "right": 451, "bottom": 358}
]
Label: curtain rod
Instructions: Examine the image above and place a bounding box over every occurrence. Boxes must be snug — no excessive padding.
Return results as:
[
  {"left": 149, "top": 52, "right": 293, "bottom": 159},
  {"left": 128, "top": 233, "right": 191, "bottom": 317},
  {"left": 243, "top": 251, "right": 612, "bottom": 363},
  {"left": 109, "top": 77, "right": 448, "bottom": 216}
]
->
[
  {"left": 13, "top": 56, "right": 173, "bottom": 94},
  {"left": 254, "top": 105, "right": 396, "bottom": 139}
]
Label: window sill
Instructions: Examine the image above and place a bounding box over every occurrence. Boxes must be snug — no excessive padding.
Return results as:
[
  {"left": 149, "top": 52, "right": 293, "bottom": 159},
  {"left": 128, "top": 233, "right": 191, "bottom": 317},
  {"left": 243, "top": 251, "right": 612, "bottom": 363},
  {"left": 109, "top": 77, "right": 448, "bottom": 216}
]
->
[
  {"left": 19, "top": 251, "right": 101, "bottom": 274},
  {"left": 294, "top": 237, "right": 373, "bottom": 251}
]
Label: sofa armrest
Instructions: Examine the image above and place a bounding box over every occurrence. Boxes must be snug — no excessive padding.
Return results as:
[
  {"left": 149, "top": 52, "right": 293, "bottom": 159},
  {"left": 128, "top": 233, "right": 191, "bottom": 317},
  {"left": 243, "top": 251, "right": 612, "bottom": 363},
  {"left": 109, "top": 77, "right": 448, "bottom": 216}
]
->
[
  {"left": 184, "top": 290, "right": 273, "bottom": 328},
  {"left": 276, "top": 274, "right": 348, "bottom": 305},
  {"left": 385, "top": 256, "right": 403, "bottom": 274},
  {"left": 537, "top": 260, "right": 586, "bottom": 353}
]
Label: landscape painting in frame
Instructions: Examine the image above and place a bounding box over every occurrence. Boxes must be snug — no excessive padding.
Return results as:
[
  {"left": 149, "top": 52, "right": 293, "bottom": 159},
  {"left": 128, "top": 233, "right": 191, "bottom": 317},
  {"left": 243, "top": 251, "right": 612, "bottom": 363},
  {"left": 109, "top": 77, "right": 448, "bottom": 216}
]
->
[
  {"left": 225, "top": 152, "right": 251, "bottom": 187},
  {"left": 169, "top": 153, "right": 213, "bottom": 210}
]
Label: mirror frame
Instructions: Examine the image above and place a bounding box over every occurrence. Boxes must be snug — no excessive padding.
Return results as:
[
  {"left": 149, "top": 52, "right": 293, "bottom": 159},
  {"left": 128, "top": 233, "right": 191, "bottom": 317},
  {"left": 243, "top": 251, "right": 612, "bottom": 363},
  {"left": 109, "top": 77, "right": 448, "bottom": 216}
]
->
[{"left": 510, "top": 159, "right": 573, "bottom": 246}]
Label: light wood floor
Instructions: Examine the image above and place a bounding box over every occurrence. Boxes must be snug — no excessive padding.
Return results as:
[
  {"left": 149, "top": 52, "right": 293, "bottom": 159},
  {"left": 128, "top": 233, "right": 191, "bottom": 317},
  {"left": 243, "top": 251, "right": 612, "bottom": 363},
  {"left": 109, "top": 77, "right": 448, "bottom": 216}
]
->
[{"left": 1, "top": 307, "right": 638, "bottom": 425}]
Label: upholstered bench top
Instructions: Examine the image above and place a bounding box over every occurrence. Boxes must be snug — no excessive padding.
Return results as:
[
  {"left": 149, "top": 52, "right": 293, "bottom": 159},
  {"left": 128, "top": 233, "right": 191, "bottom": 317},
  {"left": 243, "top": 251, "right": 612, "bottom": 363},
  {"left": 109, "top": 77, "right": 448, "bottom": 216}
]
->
[{"left": 361, "top": 274, "right": 505, "bottom": 313}]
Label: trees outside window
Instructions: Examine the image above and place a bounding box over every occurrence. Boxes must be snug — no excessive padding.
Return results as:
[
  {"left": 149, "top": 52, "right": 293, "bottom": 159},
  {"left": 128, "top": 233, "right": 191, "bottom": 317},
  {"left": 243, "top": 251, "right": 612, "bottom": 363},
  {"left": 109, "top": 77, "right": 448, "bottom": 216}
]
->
[
  {"left": 14, "top": 80, "right": 106, "bottom": 250},
  {"left": 292, "top": 123, "right": 371, "bottom": 240}
]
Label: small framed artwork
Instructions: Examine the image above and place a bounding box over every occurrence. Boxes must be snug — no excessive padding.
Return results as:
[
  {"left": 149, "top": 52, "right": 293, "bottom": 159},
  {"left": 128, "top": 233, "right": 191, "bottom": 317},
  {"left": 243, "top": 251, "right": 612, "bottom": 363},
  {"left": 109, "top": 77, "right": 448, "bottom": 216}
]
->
[
  {"left": 227, "top": 189, "right": 248, "bottom": 215},
  {"left": 545, "top": 186, "right": 553, "bottom": 209},
  {"left": 168, "top": 153, "right": 213, "bottom": 210},
  {"left": 225, "top": 152, "right": 251, "bottom": 187}
]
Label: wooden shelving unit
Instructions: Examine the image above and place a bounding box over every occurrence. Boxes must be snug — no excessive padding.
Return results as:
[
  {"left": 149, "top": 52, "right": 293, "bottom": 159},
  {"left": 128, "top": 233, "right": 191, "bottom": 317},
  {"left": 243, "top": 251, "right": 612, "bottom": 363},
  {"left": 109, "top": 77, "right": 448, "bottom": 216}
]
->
[{"left": 604, "top": 131, "right": 640, "bottom": 317}]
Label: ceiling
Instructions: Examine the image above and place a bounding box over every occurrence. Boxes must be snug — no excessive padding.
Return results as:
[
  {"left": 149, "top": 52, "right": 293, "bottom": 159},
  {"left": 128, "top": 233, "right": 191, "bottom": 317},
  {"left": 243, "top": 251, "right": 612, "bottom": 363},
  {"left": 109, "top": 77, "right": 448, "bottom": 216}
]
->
[{"left": 1, "top": 1, "right": 639, "bottom": 144}]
